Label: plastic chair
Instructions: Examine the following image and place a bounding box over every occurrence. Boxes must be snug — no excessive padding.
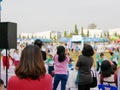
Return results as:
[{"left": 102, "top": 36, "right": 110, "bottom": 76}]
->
[{"left": 98, "top": 84, "right": 117, "bottom": 90}]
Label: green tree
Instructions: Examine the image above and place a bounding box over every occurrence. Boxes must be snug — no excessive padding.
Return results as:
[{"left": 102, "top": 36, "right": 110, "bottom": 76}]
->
[
  {"left": 114, "top": 32, "right": 118, "bottom": 37},
  {"left": 100, "top": 33, "right": 103, "bottom": 38},
  {"left": 74, "top": 24, "right": 79, "bottom": 35},
  {"left": 106, "top": 32, "right": 110, "bottom": 38},
  {"left": 104, "top": 32, "right": 106, "bottom": 37},
  {"left": 81, "top": 27, "right": 84, "bottom": 37},
  {"left": 88, "top": 23, "right": 97, "bottom": 29},
  {"left": 31, "top": 34, "right": 34, "bottom": 38},
  {"left": 50, "top": 32, "right": 52, "bottom": 39},
  {"left": 18, "top": 34, "right": 21, "bottom": 38},
  {"left": 68, "top": 32, "right": 73, "bottom": 38},
  {"left": 53, "top": 35, "right": 57, "bottom": 43},
  {"left": 64, "top": 30, "right": 67, "bottom": 37},
  {"left": 87, "top": 30, "right": 89, "bottom": 37}
]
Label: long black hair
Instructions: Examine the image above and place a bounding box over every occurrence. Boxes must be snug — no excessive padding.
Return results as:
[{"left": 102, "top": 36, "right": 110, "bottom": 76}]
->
[{"left": 57, "top": 46, "right": 66, "bottom": 62}]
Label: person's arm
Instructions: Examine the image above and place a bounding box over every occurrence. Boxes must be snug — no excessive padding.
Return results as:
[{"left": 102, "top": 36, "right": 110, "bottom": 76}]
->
[{"left": 75, "top": 56, "right": 80, "bottom": 70}]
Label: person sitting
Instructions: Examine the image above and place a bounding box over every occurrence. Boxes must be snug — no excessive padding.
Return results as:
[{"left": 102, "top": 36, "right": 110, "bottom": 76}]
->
[
  {"left": 7, "top": 45, "right": 52, "bottom": 90},
  {"left": 100, "top": 60, "right": 117, "bottom": 87}
]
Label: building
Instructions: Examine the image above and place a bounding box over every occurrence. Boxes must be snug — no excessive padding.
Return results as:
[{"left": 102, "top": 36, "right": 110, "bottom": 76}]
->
[
  {"left": 19, "top": 31, "right": 62, "bottom": 39},
  {"left": 108, "top": 28, "right": 120, "bottom": 37},
  {"left": 79, "top": 29, "right": 105, "bottom": 37}
]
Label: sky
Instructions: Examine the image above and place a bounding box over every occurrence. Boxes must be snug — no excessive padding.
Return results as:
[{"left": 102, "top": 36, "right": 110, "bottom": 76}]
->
[{"left": 1, "top": 0, "right": 120, "bottom": 34}]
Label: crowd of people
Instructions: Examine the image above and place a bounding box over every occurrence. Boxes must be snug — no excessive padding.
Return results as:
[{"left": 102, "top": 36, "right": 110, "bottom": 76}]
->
[{"left": 0, "top": 39, "right": 120, "bottom": 90}]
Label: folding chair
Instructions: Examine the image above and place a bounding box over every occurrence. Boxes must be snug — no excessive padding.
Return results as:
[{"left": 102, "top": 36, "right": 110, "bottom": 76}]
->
[{"left": 98, "top": 84, "right": 117, "bottom": 90}]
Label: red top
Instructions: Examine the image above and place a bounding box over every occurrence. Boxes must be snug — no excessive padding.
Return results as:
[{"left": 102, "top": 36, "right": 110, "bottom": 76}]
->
[{"left": 7, "top": 74, "right": 52, "bottom": 90}]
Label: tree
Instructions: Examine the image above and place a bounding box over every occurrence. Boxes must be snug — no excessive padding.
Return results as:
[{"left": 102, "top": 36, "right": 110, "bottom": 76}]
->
[
  {"left": 88, "top": 23, "right": 97, "bottom": 29},
  {"left": 106, "top": 32, "right": 110, "bottom": 38},
  {"left": 31, "top": 34, "right": 34, "bottom": 38},
  {"left": 114, "top": 32, "right": 118, "bottom": 37},
  {"left": 18, "top": 34, "right": 21, "bottom": 38},
  {"left": 50, "top": 32, "right": 52, "bottom": 39},
  {"left": 68, "top": 32, "right": 73, "bottom": 38},
  {"left": 87, "top": 30, "right": 89, "bottom": 37},
  {"left": 53, "top": 35, "right": 57, "bottom": 43},
  {"left": 104, "top": 32, "right": 106, "bottom": 37},
  {"left": 100, "top": 33, "right": 103, "bottom": 38},
  {"left": 81, "top": 27, "right": 84, "bottom": 37},
  {"left": 74, "top": 24, "right": 79, "bottom": 35},
  {"left": 64, "top": 30, "right": 67, "bottom": 37}
]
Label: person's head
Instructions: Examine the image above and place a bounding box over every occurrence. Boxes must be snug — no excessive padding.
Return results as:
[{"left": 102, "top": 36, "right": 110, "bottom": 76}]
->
[
  {"left": 57, "top": 46, "right": 66, "bottom": 62},
  {"left": 82, "top": 44, "right": 94, "bottom": 57},
  {"left": 0, "top": 79, "right": 4, "bottom": 90},
  {"left": 15, "top": 44, "right": 46, "bottom": 80},
  {"left": 48, "top": 52, "right": 53, "bottom": 59},
  {"left": 100, "top": 53, "right": 104, "bottom": 58},
  {"left": 101, "top": 60, "right": 113, "bottom": 77},
  {"left": 110, "top": 52, "right": 114, "bottom": 56},
  {"left": 34, "top": 39, "right": 43, "bottom": 48}
]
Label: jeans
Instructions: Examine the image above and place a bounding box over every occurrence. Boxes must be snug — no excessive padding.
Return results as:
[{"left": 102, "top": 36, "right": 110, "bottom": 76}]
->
[{"left": 53, "top": 74, "right": 68, "bottom": 90}]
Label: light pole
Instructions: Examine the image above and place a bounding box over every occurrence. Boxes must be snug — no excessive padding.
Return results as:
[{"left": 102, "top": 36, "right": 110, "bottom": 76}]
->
[{"left": 0, "top": 0, "right": 2, "bottom": 22}]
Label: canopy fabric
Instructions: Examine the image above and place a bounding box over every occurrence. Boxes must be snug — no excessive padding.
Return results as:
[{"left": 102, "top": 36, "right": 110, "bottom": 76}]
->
[{"left": 58, "top": 37, "right": 70, "bottom": 42}]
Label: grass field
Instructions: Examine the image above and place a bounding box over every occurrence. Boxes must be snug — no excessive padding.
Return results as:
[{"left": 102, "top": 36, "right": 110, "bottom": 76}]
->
[{"left": 69, "top": 50, "right": 117, "bottom": 67}]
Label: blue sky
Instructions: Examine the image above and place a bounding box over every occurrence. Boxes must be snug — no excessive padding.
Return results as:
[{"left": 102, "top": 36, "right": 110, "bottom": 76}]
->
[{"left": 1, "top": 0, "right": 120, "bottom": 34}]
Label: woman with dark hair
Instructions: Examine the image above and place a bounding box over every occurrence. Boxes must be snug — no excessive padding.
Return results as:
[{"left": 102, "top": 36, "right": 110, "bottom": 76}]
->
[
  {"left": 100, "top": 60, "right": 117, "bottom": 87},
  {"left": 7, "top": 45, "right": 52, "bottom": 90},
  {"left": 75, "top": 44, "right": 94, "bottom": 90},
  {"left": 53, "top": 46, "right": 69, "bottom": 90},
  {"left": 34, "top": 39, "right": 46, "bottom": 61}
]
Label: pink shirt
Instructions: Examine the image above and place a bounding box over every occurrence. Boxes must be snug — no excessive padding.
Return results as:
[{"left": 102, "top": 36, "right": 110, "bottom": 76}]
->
[{"left": 54, "top": 54, "right": 69, "bottom": 74}]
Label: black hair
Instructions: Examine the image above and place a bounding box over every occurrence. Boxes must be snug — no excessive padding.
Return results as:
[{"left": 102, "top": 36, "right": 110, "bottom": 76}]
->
[
  {"left": 100, "top": 53, "right": 104, "bottom": 57},
  {"left": 82, "top": 44, "right": 94, "bottom": 57},
  {"left": 110, "top": 52, "right": 114, "bottom": 56},
  {"left": 57, "top": 46, "right": 66, "bottom": 62},
  {"left": 0, "top": 79, "right": 4, "bottom": 86},
  {"left": 101, "top": 60, "right": 113, "bottom": 77},
  {"left": 34, "top": 39, "right": 43, "bottom": 48}
]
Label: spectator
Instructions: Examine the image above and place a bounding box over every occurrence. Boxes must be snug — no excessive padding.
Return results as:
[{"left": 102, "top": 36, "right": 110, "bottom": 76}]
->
[
  {"left": 34, "top": 39, "right": 46, "bottom": 61},
  {"left": 75, "top": 44, "right": 94, "bottom": 90},
  {"left": 1, "top": 49, "right": 10, "bottom": 70},
  {"left": 13, "top": 49, "right": 21, "bottom": 67},
  {"left": 46, "top": 52, "right": 54, "bottom": 77},
  {"left": 110, "top": 52, "right": 118, "bottom": 64},
  {"left": 53, "top": 46, "right": 69, "bottom": 90},
  {"left": 7, "top": 45, "right": 52, "bottom": 90},
  {"left": 0, "top": 79, "right": 4, "bottom": 90},
  {"left": 100, "top": 60, "right": 117, "bottom": 87}
]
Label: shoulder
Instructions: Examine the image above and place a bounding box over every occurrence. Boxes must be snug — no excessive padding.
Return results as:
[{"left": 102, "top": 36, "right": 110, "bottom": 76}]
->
[
  {"left": 8, "top": 76, "right": 20, "bottom": 84},
  {"left": 44, "top": 74, "right": 52, "bottom": 80}
]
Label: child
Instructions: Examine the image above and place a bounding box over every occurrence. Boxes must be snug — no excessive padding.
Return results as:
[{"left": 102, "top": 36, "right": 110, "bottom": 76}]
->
[
  {"left": 0, "top": 79, "right": 4, "bottom": 90},
  {"left": 13, "top": 49, "right": 21, "bottom": 67},
  {"left": 110, "top": 52, "right": 118, "bottom": 64},
  {"left": 46, "top": 52, "right": 54, "bottom": 77},
  {"left": 97, "top": 53, "right": 106, "bottom": 72}
]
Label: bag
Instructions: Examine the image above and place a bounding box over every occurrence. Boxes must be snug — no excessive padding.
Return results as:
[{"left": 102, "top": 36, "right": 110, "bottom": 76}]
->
[
  {"left": 75, "top": 70, "right": 80, "bottom": 85},
  {"left": 90, "top": 70, "right": 97, "bottom": 88}
]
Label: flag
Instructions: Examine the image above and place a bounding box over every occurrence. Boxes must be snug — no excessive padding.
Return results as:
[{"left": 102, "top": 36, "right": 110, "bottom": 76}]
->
[{"left": 0, "top": 0, "right": 2, "bottom": 2}]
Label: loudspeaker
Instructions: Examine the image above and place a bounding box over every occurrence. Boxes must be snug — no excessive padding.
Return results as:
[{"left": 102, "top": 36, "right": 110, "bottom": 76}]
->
[{"left": 0, "top": 22, "right": 17, "bottom": 49}]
